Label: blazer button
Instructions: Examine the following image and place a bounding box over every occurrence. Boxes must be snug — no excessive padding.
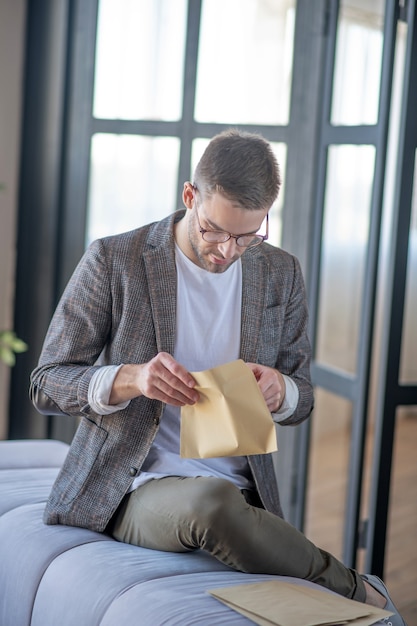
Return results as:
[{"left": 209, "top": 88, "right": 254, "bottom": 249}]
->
[{"left": 129, "top": 467, "right": 138, "bottom": 477}]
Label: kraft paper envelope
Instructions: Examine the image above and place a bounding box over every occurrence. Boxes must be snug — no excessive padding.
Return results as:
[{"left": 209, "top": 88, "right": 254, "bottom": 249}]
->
[
  {"left": 180, "top": 359, "right": 278, "bottom": 458},
  {"left": 208, "top": 581, "right": 392, "bottom": 626}
]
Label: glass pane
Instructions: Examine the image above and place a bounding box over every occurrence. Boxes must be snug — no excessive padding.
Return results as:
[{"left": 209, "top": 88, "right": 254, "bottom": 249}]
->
[
  {"left": 384, "top": 407, "right": 417, "bottom": 622},
  {"left": 93, "top": 0, "right": 187, "bottom": 120},
  {"left": 86, "top": 134, "right": 180, "bottom": 244},
  {"left": 191, "top": 138, "right": 286, "bottom": 247},
  {"left": 305, "top": 389, "right": 353, "bottom": 562},
  {"left": 331, "top": 0, "right": 384, "bottom": 126},
  {"left": 400, "top": 152, "right": 417, "bottom": 384},
  {"left": 195, "top": 0, "right": 295, "bottom": 125},
  {"left": 355, "top": 407, "right": 417, "bottom": 621},
  {"left": 316, "top": 145, "right": 375, "bottom": 374}
]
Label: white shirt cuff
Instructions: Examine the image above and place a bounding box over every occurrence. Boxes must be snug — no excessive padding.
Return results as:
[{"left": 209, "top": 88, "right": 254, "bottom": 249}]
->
[
  {"left": 88, "top": 364, "right": 130, "bottom": 415},
  {"left": 271, "top": 374, "right": 299, "bottom": 423}
]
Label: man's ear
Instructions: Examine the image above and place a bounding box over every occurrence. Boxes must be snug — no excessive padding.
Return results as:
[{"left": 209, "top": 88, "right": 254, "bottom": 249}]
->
[{"left": 182, "top": 182, "right": 195, "bottom": 209}]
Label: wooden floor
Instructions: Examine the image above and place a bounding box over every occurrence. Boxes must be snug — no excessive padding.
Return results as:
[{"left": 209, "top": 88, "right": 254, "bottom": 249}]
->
[{"left": 304, "top": 413, "right": 417, "bottom": 624}]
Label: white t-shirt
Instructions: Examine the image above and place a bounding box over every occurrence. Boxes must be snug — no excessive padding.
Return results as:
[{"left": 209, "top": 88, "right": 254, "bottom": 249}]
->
[{"left": 88, "top": 244, "right": 299, "bottom": 491}]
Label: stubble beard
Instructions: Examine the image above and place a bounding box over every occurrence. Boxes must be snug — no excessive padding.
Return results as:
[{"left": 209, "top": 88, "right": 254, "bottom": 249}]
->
[{"left": 188, "top": 227, "right": 238, "bottom": 274}]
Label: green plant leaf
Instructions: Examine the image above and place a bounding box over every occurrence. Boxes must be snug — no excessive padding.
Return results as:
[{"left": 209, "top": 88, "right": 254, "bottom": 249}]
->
[
  {"left": 0, "top": 330, "right": 15, "bottom": 344},
  {"left": 11, "top": 338, "right": 28, "bottom": 352},
  {"left": 0, "top": 346, "right": 16, "bottom": 367},
  {"left": 0, "top": 330, "right": 28, "bottom": 365}
]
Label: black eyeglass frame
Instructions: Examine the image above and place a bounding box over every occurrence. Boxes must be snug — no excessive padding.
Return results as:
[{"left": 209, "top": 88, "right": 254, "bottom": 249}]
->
[{"left": 192, "top": 188, "right": 269, "bottom": 248}]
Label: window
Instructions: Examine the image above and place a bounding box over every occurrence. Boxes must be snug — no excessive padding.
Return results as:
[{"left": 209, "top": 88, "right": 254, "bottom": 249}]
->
[{"left": 86, "top": 0, "right": 295, "bottom": 245}]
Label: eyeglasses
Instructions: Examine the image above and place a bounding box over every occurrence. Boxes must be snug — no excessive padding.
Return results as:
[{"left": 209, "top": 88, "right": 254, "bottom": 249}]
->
[{"left": 194, "top": 195, "right": 269, "bottom": 249}]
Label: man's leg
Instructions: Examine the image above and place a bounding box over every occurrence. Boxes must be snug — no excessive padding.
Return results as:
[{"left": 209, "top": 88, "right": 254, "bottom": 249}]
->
[{"left": 111, "top": 476, "right": 365, "bottom": 602}]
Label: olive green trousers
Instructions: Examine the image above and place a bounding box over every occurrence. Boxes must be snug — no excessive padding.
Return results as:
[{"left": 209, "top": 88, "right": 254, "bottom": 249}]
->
[{"left": 111, "top": 475, "right": 365, "bottom": 602}]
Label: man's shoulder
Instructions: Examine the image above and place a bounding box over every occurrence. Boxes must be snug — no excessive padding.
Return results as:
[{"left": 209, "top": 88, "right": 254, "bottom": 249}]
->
[
  {"left": 101, "top": 223, "right": 154, "bottom": 248},
  {"left": 257, "top": 242, "right": 299, "bottom": 268},
  {"left": 90, "top": 211, "right": 180, "bottom": 253}
]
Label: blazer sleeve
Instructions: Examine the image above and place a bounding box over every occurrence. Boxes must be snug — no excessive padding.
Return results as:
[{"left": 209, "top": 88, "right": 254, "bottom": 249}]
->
[
  {"left": 30, "top": 239, "right": 113, "bottom": 418},
  {"left": 274, "top": 254, "right": 313, "bottom": 426}
]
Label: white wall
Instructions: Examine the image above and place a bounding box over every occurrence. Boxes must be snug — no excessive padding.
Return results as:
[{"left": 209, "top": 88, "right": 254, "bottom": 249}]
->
[{"left": 0, "top": 0, "right": 27, "bottom": 439}]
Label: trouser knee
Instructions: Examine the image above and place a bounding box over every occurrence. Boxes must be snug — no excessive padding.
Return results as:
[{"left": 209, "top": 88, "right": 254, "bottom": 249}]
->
[
  {"left": 184, "top": 478, "right": 241, "bottom": 524},
  {"left": 179, "top": 478, "right": 244, "bottom": 545}
]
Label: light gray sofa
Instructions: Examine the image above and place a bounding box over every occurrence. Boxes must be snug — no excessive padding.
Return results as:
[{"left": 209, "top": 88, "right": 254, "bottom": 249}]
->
[{"left": 0, "top": 439, "right": 385, "bottom": 625}]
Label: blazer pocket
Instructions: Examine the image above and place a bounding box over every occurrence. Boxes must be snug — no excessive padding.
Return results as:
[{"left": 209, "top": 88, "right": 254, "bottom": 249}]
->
[{"left": 56, "top": 418, "right": 108, "bottom": 505}]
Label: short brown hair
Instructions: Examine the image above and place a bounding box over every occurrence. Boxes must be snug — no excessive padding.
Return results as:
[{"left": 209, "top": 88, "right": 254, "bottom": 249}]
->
[{"left": 193, "top": 129, "right": 281, "bottom": 210}]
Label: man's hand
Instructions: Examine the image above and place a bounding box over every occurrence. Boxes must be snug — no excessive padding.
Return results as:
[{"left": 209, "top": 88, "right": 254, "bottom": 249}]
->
[
  {"left": 110, "top": 353, "right": 199, "bottom": 407},
  {"left": 245, "top": 362, "right": 286, "bottom": 413}
]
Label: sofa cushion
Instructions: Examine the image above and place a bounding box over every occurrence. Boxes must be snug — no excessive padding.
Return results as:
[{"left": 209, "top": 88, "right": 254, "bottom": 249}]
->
[
  {"left": 99, "top": 571, "right": 328, "bottom": 626},
  {"left": 0, "top": 439, "right": 388, "bottom": 626},
  {"left": 0, "top": 503, "right": 110, "bottom": 626},
  {"left": 0, "top": 439, "right": 69, "bottom": 469},
  {"left": 0, "top": 467, "right": 59, "bottom": 515},
  {"left": 32, "top": 535, "right": 336, "bottom": 626}
]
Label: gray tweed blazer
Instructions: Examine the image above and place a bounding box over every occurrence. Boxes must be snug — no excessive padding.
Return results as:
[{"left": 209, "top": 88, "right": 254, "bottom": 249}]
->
[{"left": 30, "top": 210, "right": 313, "bottom": 531}]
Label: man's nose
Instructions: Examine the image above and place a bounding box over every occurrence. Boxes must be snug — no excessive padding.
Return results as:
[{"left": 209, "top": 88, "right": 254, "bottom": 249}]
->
[{"left": 217, "top": 237, "right": 238, "bottom": 258}]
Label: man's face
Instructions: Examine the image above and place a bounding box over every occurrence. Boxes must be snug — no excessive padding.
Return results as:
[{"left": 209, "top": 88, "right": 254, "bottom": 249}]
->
[{"left": 186, "top": 190, "right": 268, "bottom": 274}]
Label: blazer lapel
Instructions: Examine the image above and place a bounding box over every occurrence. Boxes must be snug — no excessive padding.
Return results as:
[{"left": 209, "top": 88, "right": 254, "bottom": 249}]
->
[
  {"left": 240, "top": 250, "right": 268, "bottom": 363},
  {"left": 143, "top": 222, "right": 178, "bottom": 356}
]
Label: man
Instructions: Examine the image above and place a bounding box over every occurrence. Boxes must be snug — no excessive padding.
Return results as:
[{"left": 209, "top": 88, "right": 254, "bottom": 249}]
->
[{"left": 30, "top": 129, "right": 405, "bottom": 624}]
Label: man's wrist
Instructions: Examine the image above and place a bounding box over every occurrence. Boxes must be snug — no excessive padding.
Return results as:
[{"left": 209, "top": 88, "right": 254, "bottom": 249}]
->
[
  {"left": 109, "top": 363, "right": 143, "bottom": 405},
  {"left": 88, "top": 365, "right": 130, "bottom": 414},
  {"left": 272, "top": 375, "right": 299, "bottom": 422}
]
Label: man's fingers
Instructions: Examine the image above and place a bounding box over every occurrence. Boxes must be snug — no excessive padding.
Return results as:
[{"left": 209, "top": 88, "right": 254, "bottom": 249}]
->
[
  {"left": 157, "top": 352, "right": 196, "bottom": 389},
  {"left": 245, "top": 362, "right": 284, "bottom": 412},
  {"left": 142, "top": 353, "right": 199, "bottom": 405}
]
